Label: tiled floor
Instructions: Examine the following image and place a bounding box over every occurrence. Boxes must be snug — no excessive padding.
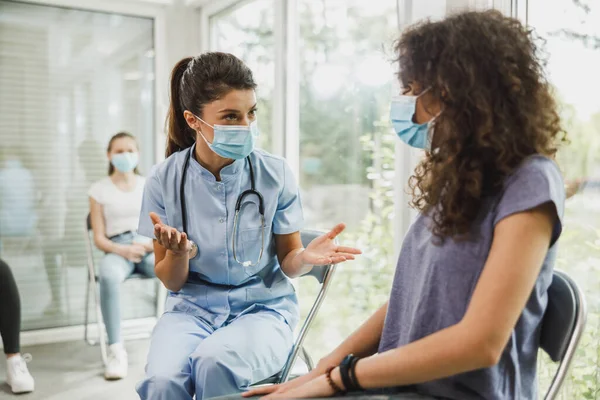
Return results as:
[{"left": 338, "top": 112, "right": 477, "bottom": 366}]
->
[{"left": 0, "top": 339, "right": 149, "bottom": 400}]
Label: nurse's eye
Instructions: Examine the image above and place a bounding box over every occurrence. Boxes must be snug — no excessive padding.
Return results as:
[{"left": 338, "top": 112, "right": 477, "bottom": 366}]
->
[
  {"left": 223, "top": 113, "right": 239, "bottom": 122},
  {"left": 248, "top": 109, "right": 257, "bottom": 118}
]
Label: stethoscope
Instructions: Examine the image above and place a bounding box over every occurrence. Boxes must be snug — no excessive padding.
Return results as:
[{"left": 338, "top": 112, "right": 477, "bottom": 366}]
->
[{"left": 180, "top": 146, "right": 265, "bottom": 267}]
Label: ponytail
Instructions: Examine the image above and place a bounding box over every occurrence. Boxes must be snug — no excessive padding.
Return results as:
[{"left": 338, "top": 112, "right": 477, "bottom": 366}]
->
[{"left": 165, "top": 57, "right": 195, "bottom": 157}]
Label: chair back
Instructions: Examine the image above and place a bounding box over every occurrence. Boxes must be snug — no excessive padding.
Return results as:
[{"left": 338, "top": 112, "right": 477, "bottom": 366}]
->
[
  {"left": 540, "top": 270, "right": 587, "bottom": 399},
  {"left": 84, "top": 213, "right": 98, "bottom": 280}
]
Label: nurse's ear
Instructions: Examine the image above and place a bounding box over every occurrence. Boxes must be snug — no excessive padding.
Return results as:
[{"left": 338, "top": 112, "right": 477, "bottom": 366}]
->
[{"left": 183, "top": 110, "right": 202, "bottom": 132}]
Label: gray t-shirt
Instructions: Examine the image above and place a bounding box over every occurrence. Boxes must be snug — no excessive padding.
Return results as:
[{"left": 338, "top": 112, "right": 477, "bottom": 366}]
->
[{"left": 378, "top": 155, "right": 565, "bottom": 400}]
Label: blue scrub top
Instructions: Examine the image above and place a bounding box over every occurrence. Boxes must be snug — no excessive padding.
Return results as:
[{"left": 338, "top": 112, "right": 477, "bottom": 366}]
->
[{"left": 138, "top": 144, "right": 303, "bottom": 330}]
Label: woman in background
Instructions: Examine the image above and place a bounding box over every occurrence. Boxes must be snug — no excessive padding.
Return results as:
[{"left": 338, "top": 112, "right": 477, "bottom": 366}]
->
[{"left": 88, "top": 132, "right": 155, "bottom": 380}]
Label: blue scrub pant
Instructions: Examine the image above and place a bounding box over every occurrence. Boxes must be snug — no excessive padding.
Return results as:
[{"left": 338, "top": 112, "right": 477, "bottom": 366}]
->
[{"left": 136, "top": 310, "right": 293, "bottom": 400}]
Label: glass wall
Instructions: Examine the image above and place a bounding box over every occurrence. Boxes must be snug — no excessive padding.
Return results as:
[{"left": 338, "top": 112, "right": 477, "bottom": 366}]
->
[
  {"left": 207, "top": 0, "right": 600, "bottom": 388},
  {"left": 209, "top": 0, "right": 275, "bottom": 152},
  {"left": 0, "top": 1, "right": 156, "bottom": 331},
  {"left": 209, "top": 0, "right": 403, "bottom": 360},
  {"left": 523, "top": 0, "right": 600, "bottom": 397},
  {"left": 296, "top": 0, "right": 399, "bottom": 359}
]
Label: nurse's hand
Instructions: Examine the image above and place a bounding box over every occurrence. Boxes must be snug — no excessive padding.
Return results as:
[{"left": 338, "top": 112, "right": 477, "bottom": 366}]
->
[
  {"left": 302, "top": 223, "right": 362, "bottom": 265},
  {"left": 150, "top": 212, "right": 191, "bottom": 256}
]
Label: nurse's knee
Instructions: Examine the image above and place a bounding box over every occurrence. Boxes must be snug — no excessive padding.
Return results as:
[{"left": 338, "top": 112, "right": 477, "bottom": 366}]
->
[
  {"left": 192, "top": 346, "right": 228, "bottom": 374},
  {"left": 191, "top": 345, "right": 250, "bottom": 387},
  {"left": 137, "top": 373, "right": 190, "bottom": 399}
]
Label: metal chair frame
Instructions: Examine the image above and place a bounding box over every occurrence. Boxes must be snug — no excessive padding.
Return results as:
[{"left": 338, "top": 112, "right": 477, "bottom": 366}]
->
[
  {"left": 255, "top": 229, "right": 338, "bottom": 385},
  {"left": 541, "top": 270, "right": 587, "bottom": 399},
  {"left": 83, "top": 214, "right": 163, "bottom": 365}
]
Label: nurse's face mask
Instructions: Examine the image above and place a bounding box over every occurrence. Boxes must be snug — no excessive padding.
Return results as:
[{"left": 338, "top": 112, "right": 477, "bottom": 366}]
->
[
  {"left": 193, "top": 114, "right": 259, "bottom": 160},
  {"left": 390, "top": 87, "right": 441, "bottom": 150}
]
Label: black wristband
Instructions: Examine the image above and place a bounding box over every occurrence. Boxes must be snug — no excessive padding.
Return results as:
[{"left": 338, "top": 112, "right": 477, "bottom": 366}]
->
[
  {"left": 348, "top": 356, "right": 364, "bottom": 391},
  {"left": 338, "top": 355, "right": 354, "bottom": 392}
]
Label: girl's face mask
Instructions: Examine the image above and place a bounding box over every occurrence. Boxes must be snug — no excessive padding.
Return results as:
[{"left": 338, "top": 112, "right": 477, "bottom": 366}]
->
[{"left": 390, "top": 87, "right": 441, "bottom": 150}]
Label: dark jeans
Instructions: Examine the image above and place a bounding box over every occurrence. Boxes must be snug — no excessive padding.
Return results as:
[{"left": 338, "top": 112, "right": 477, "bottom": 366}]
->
[{"left": 0, "top": 258, "right": 21, "bottom": 354}]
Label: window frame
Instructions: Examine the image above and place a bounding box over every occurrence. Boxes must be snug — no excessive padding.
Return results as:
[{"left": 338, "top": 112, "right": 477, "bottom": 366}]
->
[{"left": 200, "top": 0, "right": 298, "bottom": 171}]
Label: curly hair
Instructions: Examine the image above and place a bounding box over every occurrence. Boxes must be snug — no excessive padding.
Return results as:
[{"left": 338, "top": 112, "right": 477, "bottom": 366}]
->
[{"left": 395, "top": 10, "right": 567, "bottom": 238}]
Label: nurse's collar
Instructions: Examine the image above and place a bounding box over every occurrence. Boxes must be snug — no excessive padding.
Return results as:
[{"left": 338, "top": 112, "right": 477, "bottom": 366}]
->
[{"left": 188, "top": 143, "right": 244, "bottom": 182}]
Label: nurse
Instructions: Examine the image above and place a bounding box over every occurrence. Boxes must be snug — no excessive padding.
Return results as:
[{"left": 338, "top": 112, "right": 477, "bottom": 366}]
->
[{"left": 135, "top": 52, "right": 361, "bottom": 400}]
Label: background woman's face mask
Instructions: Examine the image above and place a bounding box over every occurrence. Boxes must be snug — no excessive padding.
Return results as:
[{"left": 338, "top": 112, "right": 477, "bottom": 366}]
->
[
  {"left": 390, "top": 88, "right": 437, "bottom": 150},
  {"left": 110, "top": 152, "right": 139, "bottom": 173}
]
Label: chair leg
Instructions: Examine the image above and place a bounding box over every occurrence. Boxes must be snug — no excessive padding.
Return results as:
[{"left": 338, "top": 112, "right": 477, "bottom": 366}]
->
[
  {"left": 94, "top": 281, "right": 108, "bottom": 366},
  {"left": 84, "top": 273, "right": 94, "bottom": 345},
  {"left": 299, "top": 345, "right": 314, "bottom": 371},
  {"left": 62, "top": 254, "right": 71, "bottom": 318}
]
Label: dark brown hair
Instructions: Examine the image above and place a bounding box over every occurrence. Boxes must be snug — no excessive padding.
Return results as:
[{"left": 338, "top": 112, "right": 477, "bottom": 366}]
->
[
  {"left": 165, "top": 52, "right": 257, "bottom": 157},
  {"left": 396, "top": 10, "right": 566, "bottom": 238},
  {"left": 107, "top": 131, "right": 139, "bottom": 175}
]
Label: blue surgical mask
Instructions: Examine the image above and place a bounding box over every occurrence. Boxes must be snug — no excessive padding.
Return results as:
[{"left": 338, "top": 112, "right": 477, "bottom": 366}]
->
[
  {"left": 195, "top": 115, "right": 258, "bottom": 160},
  {"left": 390, "top": 88, "right": 435, "bottom": 150},
  {"left": 111, "top": 152, "right": 139, "bottom": 173}
]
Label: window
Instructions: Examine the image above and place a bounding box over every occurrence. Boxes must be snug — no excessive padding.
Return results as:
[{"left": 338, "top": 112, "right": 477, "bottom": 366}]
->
[
  {"left": 523, "top": 0, "right": 600, "bottom": 397},
  {"left": 206, "top": 0, "right": 453, "bottom": 362},
  {"left": 209, "top": 0, "right": 275, "bottom": 152},
  {"left": 0, "top": 1, "right": 155, "bottom": 331},
  {"left": 297, "top": 0, "right": 399, "bottom": 360}
]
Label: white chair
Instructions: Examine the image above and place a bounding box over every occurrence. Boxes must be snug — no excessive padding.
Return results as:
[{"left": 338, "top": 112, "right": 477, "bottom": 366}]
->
[{"left": 83, "top": 213, "right": 164, "bottom": 365}]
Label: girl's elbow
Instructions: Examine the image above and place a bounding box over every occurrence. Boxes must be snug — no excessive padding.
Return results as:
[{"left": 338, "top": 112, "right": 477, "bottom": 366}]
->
[
  {"left": 457, "top": 324, "right": 505, "bottom": 369},
  {"left": 476, "top": 342, "right": 503, "bottom": 368}
]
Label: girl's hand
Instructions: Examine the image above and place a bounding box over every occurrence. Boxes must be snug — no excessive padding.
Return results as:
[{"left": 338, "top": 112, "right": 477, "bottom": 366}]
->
[
  {"left": 243, "top": 356, "right": 339, "bottom": 398},
  {"left": 264, "top": 374, "right": 336, "bottom": 399}
]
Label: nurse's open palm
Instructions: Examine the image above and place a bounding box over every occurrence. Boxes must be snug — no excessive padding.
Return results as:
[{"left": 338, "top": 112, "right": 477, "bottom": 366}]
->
[
  {"left": 302, "top": 223, "right": 362, "bottom": 265},
  {"left": 150, "top": 212, "right": 190, "bottom": 255}
]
